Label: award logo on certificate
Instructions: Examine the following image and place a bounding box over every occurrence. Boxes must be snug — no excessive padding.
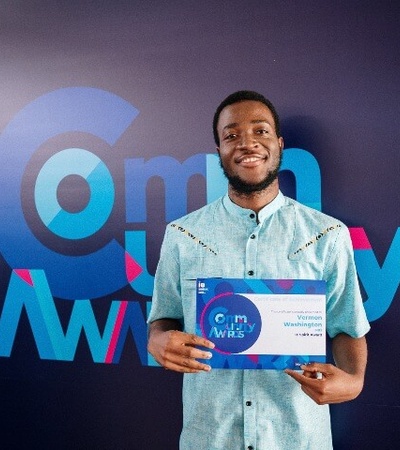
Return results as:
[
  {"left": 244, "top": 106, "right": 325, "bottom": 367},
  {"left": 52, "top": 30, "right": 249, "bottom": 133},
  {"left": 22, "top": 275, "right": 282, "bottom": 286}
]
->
[{"left": 196, "top": 278, "right": 326, "bottom": 369}]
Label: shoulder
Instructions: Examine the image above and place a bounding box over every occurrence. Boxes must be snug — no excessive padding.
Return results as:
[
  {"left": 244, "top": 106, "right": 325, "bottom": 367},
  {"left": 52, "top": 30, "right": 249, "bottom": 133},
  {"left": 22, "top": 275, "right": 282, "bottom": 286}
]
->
[
  {"left": 168, "top": 197, "right": 223, "bottom": 228},
  {"left": 282, "top": 196, "right": 353, "bottom": 256},
  {"left": 159, "top": 198, "right": 224, "bottom": 259},
  {"left": 283, "top": 196, "right": 346, "bottom": 229},
  {"left": 161, "top": 197, "right": 224, "bottom": 245}
]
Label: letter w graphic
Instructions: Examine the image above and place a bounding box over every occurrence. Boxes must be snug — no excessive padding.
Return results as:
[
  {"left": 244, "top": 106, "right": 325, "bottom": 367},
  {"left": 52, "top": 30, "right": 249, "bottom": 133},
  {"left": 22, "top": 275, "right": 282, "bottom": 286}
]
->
[{"left": 0, "top": 270, "right": 147, "bottom": 363}]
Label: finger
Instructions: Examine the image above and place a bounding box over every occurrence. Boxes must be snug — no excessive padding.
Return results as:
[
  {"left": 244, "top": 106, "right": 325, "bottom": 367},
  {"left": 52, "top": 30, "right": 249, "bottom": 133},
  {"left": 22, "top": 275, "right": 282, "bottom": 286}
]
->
[
  {"left": 285, "top": 369, "right": 324, "bottom": 385},
  {"left": 301, "top": 370, "right": 315, "bottom": 379},
  {"left": 181, "top": 355, "right": 212, "bottom": 372},
  {"left": 164, "top": 354, "right": 212, "bottom": 373},
  {"left": 178, "top": 345, "right": 214, "bottom": 361},
  {"left": 181, "top": 332, "right": 215, "bottom": 349},
  {"left": 168, "top": 334, "right": 213, "bottom": 359},
  {"left": 168, "top": 332, "right": 215, "bottom": 361},
  {"left": 163, "top": 336, "right": 213, "bottom": 371},
  {"left": 300, "top": 362, "right": 332, "bottom": 374},
  {"left": 300, "top": 367, "right": 324, "bottom": 380},
  {"left": 301, "top": 362, "right": 335, "bottom": 380}
]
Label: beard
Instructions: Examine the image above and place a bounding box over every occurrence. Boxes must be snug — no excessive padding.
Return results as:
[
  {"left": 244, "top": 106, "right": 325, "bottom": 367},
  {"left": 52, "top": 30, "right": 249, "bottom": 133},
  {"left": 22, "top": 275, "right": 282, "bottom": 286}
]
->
[{"left": 219, "top": 151, "right": 283, "bottom": 196}]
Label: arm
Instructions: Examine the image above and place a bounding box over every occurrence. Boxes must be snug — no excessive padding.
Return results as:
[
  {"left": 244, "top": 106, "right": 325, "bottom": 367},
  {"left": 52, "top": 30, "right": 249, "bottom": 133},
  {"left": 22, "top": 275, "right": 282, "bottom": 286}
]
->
[
  {"left": 148, "top": 318, "right": 215, "bottom": 373},
  {"left": 285, "top": 333, "right": 367, "bottom": 405}
]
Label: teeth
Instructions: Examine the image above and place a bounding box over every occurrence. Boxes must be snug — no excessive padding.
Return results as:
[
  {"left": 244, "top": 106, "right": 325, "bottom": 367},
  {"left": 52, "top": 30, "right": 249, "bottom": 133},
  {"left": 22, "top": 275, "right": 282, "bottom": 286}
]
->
[{"left": 241, "top": 156, "right": 261, "bottom": 163}]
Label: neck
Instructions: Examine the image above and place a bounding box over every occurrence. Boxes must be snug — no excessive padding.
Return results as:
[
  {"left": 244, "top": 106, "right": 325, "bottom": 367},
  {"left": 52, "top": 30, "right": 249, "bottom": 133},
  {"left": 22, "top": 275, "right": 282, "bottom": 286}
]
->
[{"left": 228, "top": 181, "right": 280, "bottom": 213}]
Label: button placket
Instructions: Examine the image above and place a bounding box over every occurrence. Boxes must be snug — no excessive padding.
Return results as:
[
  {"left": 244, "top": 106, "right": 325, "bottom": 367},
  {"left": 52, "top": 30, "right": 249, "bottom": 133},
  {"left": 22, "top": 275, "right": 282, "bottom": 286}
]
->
[
  {"left": 243, "top": 371, "right": 256, "bottom": 450},
  {"left": 246, "top": 225, "right": 258, "bottom": 278}
]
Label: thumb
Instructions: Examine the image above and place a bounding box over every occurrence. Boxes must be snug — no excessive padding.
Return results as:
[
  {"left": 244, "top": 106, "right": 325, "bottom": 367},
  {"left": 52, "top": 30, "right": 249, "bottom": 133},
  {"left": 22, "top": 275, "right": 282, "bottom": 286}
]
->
[{"left": 301, "top": 362, "right": 328, "bottom": 379}]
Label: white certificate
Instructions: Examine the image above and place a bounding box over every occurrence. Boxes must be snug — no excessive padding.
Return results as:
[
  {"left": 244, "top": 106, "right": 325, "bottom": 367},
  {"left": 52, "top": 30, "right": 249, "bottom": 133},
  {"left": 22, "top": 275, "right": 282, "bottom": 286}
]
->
[{"left": 196, "top": 278, "right": 326, "bottom": 370}]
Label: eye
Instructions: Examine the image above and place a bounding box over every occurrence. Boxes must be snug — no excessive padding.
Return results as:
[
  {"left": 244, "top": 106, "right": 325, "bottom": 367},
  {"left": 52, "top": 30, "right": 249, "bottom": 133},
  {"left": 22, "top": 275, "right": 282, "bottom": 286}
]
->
[
  {"left": 256, "top": 129, "right": 269, "bottom": 135},
  {"left": 224, "top": 133, "right": 237, "bottom": 141}
]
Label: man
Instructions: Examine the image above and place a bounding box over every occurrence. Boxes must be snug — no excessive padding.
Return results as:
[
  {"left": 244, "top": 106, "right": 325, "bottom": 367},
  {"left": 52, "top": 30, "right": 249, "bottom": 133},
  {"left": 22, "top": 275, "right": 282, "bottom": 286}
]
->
[{"left": 148, "top": 90, "right": 370, "bottom": 449}]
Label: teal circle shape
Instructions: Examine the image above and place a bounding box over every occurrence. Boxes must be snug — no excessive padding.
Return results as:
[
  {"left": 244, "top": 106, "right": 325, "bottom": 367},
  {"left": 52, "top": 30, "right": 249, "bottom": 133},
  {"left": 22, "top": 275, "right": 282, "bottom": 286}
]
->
[{"left": 34, "top": 148, "right": 114, "bottom": 239}]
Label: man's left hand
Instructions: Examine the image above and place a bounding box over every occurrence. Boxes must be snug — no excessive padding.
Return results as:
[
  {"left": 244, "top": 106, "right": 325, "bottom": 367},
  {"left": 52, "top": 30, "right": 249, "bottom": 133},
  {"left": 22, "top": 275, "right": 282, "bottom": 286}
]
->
[{"left": 285, "top": 362, "right": 364, "bottom": 405}]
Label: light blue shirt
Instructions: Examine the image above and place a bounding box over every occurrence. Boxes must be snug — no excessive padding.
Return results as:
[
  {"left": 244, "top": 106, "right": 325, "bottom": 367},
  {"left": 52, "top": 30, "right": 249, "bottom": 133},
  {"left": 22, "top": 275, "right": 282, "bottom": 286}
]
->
[{"left": 149, "top": 192, "right": 370, "bottom": 450}]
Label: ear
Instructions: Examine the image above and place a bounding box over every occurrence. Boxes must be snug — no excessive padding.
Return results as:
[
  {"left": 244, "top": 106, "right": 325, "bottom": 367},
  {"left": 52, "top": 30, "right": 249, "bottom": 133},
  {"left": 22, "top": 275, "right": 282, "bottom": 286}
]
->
[
  {"left": 216, "top": 147, "right": 220, "bottom": 155},
  {"left": 278, "top": 137, "right": 284, "bottom": 150}
]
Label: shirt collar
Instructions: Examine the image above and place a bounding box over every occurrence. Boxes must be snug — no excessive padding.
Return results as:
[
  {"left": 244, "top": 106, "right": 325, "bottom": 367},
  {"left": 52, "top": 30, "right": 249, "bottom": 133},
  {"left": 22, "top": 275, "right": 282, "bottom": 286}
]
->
[{"left": 222, "top": 191, "right": 285, "bottom": 223}]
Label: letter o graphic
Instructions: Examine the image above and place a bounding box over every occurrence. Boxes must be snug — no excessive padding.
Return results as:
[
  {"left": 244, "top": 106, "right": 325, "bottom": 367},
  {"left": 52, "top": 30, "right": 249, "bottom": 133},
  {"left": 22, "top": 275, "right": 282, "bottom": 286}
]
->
[
  {"left": 0, "top": 87, "right": 139, "bottom": 299},
  {"left": 35, "top": 148, "right": 114, "bottom": 239},
  {"left": 214, "top": 312, "right": 225, "bottom": 324}
]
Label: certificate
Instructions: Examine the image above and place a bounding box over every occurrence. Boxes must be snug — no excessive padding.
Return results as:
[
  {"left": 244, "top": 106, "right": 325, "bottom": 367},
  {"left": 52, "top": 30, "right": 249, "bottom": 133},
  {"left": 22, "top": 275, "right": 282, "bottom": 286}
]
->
[{"left": 196, "top": 278, "right": 326, "bottom": 369}]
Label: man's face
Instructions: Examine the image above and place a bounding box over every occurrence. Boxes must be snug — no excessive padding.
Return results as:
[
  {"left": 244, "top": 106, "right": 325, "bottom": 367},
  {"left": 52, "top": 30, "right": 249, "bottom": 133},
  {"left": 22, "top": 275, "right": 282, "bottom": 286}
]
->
[{"left": 216, "top": 100, "right": 284, "bottom": 195}]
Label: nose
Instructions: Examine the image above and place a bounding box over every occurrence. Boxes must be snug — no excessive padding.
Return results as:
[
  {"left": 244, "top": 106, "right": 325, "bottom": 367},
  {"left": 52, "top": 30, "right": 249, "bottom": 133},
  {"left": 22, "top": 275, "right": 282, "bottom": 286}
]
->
[{"left": 237, "top": 132, "right": 258, "bottom": 150}]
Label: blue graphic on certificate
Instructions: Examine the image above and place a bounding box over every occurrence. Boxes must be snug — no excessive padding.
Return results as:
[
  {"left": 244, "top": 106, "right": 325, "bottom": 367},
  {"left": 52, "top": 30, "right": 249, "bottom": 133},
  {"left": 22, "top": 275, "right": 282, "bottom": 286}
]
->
[{"left": 196, "top": 278, "right": 326, "bottom": 369}]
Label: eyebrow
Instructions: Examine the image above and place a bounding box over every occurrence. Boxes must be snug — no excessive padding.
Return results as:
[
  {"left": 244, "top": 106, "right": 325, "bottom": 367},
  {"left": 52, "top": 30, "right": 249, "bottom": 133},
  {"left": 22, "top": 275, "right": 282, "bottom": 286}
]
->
[{"left": 222, "top": 119, "right": 271, "bottom": 131}]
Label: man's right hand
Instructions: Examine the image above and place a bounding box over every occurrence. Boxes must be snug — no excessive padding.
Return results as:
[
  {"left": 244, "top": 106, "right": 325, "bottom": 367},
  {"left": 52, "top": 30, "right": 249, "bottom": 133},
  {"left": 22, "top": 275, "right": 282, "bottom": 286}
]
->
[{"left": 148, "top": 319, "right": 215, "bottom": 373}]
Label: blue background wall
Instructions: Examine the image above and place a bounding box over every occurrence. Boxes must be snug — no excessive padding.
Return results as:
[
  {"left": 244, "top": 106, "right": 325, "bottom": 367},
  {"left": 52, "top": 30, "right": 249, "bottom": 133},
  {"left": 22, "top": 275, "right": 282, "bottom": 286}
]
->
[{"left": 0, "top": 1, "right": 399, "bottom": 448}]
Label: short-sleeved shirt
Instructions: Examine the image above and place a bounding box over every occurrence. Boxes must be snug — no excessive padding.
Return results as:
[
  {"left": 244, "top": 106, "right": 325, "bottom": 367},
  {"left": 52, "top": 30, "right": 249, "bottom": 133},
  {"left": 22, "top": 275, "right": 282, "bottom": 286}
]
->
[{"left": 149, "top": 192, "right": 370, "bottom": 450}]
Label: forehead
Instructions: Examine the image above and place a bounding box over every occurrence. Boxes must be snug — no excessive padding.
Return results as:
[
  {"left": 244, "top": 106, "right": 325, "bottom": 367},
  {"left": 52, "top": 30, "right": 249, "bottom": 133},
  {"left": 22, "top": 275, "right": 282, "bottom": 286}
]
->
[{"left": 217, "top": 100, "right": 276, "bottom": 130}]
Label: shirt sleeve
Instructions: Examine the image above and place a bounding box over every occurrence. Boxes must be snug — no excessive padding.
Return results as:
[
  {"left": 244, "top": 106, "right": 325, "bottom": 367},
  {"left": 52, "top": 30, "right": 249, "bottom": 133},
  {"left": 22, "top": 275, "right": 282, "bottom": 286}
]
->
[
  {"left": 324, "top": 224, "right": 370, "bottom": 338},
  {"left": 147, "top": 225, "right": 184, "bottom": 324}
]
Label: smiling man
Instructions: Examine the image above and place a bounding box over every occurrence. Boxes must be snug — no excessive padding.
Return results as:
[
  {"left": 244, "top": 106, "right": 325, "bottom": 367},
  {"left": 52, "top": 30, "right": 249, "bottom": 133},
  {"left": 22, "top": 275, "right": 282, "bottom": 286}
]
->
[
  {"left": 215, "top": 95, "right": 283, "bottom": 212},
  {"left": 148, "top": 90, "right": 370, "bottom": 450}
]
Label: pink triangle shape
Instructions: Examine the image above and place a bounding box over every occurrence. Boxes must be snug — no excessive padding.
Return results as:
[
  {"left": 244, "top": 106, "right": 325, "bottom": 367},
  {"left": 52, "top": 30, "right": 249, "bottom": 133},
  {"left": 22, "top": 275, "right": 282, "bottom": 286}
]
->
[
  {"left": 14, "top": 269, "right": 34, "bottom": 286},
  {"left": 125, "top": 252, "right": 143, "bottom": 282}
]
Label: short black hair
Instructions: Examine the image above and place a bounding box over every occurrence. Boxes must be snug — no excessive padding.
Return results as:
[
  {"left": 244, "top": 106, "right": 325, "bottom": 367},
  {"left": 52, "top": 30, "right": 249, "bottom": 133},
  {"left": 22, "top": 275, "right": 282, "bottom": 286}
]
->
[{"left": 212, "top": 90, "right": 281, "bottom": 146}]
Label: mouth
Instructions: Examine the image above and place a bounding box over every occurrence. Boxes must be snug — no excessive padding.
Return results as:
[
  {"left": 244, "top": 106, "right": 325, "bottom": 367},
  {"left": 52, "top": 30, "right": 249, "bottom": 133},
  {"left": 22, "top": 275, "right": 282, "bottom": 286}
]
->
[{"left": 236, "top": 154, "right": 266, "bottom": 165}]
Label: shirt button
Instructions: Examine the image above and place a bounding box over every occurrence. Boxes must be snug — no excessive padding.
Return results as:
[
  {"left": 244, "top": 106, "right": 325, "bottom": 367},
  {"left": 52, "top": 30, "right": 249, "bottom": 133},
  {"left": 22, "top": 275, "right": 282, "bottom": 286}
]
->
[
  {"left": 249, "top": 213, "right": 255, "bottom": 219},
  {"left": 246, "top": 401, "right": 252, "bottom": 406},
  {"left": 248, "top": 446, "right": 254, "bottom": 450},
  {"left": 250, "top": 234, "right": 256, "bottom": 239},
  {"left": 248, "top": 270, "right": 254, "bottom": 276}
]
